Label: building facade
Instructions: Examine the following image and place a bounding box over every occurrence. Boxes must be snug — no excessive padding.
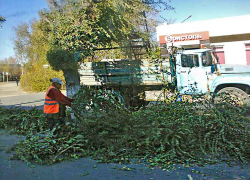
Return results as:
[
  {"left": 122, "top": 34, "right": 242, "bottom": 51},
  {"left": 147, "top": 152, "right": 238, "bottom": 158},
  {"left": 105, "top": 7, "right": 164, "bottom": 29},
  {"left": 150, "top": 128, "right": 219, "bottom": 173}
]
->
[{"left": 156, "top": 15, "right": 250, "bottom": 65}]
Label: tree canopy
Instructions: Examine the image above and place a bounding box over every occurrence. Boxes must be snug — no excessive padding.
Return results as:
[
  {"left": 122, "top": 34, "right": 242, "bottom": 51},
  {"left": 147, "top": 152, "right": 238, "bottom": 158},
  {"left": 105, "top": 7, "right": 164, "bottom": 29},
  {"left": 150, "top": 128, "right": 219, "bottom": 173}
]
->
[
  {"left": 42, "top": 0, "right": 173, "bottom": 63},
  {"left": 0, "top": 15, "right": 6, "bottom": 27},
  {"left": 13, "top": 0, "right": 174, "bottom": 94},
  {"left": 38, "top": 0, "right": 173, "bottom": 96},
  {"left": 0, "top": 15, "right": 6, "bottom": 21},
  {"left": 12, "top": 20, "right": 65, "bottom": 92}
]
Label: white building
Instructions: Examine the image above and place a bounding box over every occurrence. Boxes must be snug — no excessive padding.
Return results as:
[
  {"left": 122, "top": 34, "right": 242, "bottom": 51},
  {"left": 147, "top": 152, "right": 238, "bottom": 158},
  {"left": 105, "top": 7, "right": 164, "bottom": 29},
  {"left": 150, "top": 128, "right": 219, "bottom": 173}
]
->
[{"left": 156, "top": 14, "right": 250, "bottom": 65}]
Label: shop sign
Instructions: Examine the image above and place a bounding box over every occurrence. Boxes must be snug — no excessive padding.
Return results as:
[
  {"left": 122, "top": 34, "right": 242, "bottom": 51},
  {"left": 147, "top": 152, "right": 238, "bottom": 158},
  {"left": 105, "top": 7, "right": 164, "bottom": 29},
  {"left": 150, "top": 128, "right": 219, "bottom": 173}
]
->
[
  {"left": 165, "top": 34, "right": 202, "bottom": 42},
  {"left": 159, "top": 31, "right": 209, "bottom": 44}
]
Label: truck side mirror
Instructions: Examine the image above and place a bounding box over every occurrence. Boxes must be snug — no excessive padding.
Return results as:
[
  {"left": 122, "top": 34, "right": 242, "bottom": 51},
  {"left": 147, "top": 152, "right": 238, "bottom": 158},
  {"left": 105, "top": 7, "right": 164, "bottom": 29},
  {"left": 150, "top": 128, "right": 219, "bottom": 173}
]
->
[{"left": 211, "top": 64, "right": 217, "bottom": 73}]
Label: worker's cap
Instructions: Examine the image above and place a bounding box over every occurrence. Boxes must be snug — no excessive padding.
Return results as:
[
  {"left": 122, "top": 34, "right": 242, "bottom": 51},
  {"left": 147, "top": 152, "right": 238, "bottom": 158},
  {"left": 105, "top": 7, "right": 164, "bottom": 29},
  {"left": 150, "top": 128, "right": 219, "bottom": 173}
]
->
[{"left": 51, "top": 78, "right": 64, "bottom": 85}]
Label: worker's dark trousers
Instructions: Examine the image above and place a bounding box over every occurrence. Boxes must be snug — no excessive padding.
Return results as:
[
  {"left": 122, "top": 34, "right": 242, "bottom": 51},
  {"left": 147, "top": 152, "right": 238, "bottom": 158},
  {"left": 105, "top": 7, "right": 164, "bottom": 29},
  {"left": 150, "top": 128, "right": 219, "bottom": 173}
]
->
[
  {"left": 47, "top": 117, "right": 65, "bottom": 131},
  {"left": 45, "top": 104, "right": 66, "bottom": 133}
]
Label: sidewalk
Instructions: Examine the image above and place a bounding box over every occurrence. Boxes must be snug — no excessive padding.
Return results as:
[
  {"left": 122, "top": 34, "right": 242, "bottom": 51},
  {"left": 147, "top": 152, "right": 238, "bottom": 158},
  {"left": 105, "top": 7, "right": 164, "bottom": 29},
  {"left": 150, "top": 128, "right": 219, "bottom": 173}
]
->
[{"left": 0, "top": 81, "right": 27, "bottom": 98}]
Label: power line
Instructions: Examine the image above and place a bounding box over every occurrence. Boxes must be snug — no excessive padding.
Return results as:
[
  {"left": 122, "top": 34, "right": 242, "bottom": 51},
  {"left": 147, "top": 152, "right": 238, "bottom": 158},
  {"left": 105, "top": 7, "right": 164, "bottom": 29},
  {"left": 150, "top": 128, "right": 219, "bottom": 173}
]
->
[{"left": 181, "top": 15, "right": 192, "bottom": 23}]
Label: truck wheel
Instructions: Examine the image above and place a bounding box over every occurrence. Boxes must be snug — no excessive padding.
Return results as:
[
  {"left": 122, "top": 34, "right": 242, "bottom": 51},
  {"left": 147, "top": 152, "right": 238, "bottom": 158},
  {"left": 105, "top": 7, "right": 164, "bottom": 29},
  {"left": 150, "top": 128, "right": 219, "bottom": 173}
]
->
[
  {"left": 128, "top": 96, "right": 149, "bottom": 111},
  {"left": 213, "top": 87, "right": 250, "bottom": 107}
]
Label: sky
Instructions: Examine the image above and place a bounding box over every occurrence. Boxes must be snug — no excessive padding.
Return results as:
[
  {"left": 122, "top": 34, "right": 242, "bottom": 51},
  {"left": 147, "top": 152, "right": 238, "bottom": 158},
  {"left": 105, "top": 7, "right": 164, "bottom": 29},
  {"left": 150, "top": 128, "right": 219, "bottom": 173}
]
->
[
  {"left": 161, "top": 0, "right": 250, "bottom": 23},
  {"left": 0, "top": 0, "right": 250, "bottom": 60},
  {"left": 0, "top": 0, "right": 48, "bottom": 60}
]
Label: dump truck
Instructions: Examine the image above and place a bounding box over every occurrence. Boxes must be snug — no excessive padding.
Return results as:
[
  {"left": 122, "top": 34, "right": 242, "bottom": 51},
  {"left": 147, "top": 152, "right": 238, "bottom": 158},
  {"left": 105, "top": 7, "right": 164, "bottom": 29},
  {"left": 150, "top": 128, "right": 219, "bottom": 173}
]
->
[{"left": 78, "top": 48, "right": 250, "bottom": 108}]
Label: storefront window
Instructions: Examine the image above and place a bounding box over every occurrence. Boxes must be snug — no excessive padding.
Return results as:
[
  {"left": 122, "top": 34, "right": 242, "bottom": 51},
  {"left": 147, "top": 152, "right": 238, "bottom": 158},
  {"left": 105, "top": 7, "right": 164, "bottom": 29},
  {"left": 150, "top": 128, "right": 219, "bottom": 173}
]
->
[
  {"left": 181, "top": 54, "right": 199, "bottom": 67},
  {"left": 202, "top": 52, "right": 213, "bottom": 66}
]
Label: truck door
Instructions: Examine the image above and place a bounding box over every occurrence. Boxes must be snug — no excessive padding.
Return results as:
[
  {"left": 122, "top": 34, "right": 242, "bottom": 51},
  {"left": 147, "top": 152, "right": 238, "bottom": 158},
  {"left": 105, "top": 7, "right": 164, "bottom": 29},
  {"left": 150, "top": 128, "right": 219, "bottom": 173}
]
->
[{"left": 176, "top": 54, "right": 208, "bottom": 95}]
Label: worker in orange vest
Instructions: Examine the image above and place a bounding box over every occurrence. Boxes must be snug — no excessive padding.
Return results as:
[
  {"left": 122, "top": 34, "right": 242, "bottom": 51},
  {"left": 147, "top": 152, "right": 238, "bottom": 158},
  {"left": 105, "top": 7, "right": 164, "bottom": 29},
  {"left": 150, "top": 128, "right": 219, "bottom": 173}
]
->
[{"left": 44, "top": 78, "right": 74, "bottom": 133}]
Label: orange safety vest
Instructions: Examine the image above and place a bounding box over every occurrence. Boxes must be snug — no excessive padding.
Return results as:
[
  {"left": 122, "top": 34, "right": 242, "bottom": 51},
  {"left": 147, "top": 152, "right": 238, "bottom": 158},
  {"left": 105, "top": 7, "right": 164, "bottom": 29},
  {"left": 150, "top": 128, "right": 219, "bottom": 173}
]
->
[{"left": 44, "top": 85, "right": 59, "bottom": 114}]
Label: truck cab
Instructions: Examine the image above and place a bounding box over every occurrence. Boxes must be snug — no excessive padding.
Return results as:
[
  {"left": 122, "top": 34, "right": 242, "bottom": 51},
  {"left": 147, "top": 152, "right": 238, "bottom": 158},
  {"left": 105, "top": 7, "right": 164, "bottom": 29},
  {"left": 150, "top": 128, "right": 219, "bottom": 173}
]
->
[
  {"left": 176, "top": 49, "right": 213, "bottom": 95},
  {"left": 175, "top": 48, "right": 250, "bottom": 105}
]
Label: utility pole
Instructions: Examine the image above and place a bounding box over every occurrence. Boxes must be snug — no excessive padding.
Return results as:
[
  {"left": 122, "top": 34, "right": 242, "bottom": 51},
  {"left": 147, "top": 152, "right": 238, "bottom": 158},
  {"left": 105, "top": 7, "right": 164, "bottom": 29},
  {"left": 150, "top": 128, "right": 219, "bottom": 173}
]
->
[
  {"left": 6, "top": 72, "right": 8, "bottom": 83},
  {"left": 21, "top": 64, "right": 24, "bottom": 75}
]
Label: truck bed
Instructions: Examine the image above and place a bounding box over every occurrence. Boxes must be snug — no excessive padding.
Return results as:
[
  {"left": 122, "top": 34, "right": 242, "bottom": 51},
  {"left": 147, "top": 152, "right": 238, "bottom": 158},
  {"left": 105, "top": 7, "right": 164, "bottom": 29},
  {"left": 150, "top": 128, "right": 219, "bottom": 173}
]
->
[{"left": 78, "top": 59, "right": 172, "bottom": 86}]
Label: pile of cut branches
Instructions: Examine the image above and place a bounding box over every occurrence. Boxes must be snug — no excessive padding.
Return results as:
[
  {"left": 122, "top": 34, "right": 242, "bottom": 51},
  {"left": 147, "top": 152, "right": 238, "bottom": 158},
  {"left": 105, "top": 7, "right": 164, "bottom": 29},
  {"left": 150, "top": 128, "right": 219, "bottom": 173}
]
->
[
  {"left": 0, "top": 107, "right": 48, "bottom": 135},
  {"left": 0, "top": 86, "right": 249, "bottom": 168}
]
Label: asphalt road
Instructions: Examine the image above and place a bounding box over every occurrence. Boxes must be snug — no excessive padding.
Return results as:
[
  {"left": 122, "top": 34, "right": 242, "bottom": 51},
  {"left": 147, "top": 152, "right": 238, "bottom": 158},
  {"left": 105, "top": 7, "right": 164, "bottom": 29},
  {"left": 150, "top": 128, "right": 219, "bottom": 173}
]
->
[
  {"left": 0, "top": 82, "right": 45, "bottom": 109},
  {"left": 0, "top": 82, "right": 250, "bottom": 180}
]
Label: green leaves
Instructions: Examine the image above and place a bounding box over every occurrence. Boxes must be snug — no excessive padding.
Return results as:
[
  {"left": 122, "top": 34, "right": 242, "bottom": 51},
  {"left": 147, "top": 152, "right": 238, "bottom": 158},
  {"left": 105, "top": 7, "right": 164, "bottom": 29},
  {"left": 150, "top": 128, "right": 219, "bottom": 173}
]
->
[
  {"left": 1, "top": 91, "right": 250, "bottom": 168},
  {"left": 0, "top": 107, "right": 48, "bottom": 135},
  {"left": 41, "top": 0, "right": 162, "bottom": 66}
]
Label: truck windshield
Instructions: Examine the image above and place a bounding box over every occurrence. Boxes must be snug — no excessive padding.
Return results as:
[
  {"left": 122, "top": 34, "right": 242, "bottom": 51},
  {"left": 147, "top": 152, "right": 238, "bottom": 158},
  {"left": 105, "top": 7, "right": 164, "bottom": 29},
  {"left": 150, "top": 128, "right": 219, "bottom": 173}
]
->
[
  {"left": 181, "top": 54, "right": 199, "bottom": 68},
  {"left": 202, "top": 51, "right": 213, "bottom": 66}
]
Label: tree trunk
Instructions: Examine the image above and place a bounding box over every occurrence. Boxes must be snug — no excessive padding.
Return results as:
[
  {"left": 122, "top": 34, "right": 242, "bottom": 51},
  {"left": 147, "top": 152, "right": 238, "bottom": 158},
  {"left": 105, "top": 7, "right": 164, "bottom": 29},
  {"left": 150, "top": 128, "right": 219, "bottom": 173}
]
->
[{"left": 63, "top": 68, "right": 80, "bottom": 97}]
